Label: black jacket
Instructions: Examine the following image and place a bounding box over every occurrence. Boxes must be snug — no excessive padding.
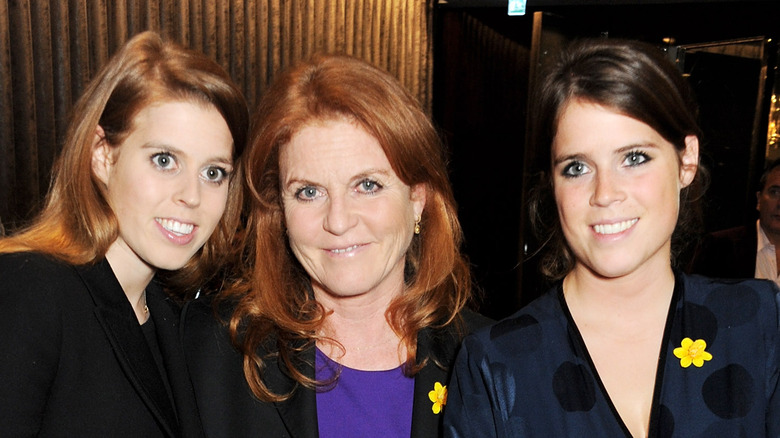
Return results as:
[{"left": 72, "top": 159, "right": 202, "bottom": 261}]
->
[
  {"left": 182, "top": 295, "right": 492, "bottom": 437},
  {"left": 0, "top": 252, "right": 203, "bottom": 437}
]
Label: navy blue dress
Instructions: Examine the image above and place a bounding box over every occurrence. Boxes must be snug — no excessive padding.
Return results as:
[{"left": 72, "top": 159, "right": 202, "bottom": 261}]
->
[{"left": 443, "top": 272, "right": 780, "bottom": 437}]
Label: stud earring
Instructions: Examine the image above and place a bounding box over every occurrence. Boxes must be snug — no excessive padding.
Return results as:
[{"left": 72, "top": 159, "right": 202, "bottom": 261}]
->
[{"left": 414, "top": 216, "right": 421, "bottom": 235}]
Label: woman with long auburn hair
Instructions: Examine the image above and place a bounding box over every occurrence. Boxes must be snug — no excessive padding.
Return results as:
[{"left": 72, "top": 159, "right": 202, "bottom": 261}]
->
[
  {"left": 183, "top": 53, "right": 491, "bottom": 437},
  {"left": 0, "top": 31, "right": 248, "bottom": 437}
]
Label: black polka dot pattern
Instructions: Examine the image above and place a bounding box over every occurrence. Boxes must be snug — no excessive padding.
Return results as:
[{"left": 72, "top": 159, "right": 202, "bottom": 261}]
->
[
  {"left": 656, "top": 405, "right": 676, "bottom": 436},
  {"left": 704, "top": 284, "right": 760, "bottom": 328},
  {"left": 552, "top": 362, "right": 596, "bottom": 412},
  {"left": 680, "top": 302, "right": 719, "bottom": 345},
  {"left": 443, "top": 274, "right": 780, "bottom": 437},
  {"left": 702, "top": 364, "right": 755, "bottom": 419},
  {"left": 489, "top": 314, "right": 542, "bottom": 356}
]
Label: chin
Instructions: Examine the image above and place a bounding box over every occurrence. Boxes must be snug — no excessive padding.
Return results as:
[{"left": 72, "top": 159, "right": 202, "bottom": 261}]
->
[
  {"left": 586, "top": 261, "right": 639, "bottom": 279},
  {"left": 147, "top": 253, "right": 198, "bottom": 271}
]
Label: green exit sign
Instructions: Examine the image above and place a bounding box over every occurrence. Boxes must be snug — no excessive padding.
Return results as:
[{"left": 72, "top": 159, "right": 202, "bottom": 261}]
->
[{"left": 508, "top": 0, "right": 526, "bottom": 16}]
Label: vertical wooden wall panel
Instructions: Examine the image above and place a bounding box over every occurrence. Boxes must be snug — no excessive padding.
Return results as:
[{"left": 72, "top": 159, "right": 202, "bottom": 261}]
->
[
  {"left": 30, "top": 0, "right": 55, "bottom": 202},
  {"left": 109, "top": 1, "right": 129, "bottom": 53},
  {"left": 0, "top": 0, "right": 434, "bottom": 229},
  {"left": 50, "top": 0, "right": 72, "bottom": 148},
  {"left": 9, "top": 0, "right": 38, "bottom": 220},
  {"left": 215, "top": 0, "right": 229, "bottom": 67},
  {"left": 0, "top": 0, "right": 13, "bottom": 230}
]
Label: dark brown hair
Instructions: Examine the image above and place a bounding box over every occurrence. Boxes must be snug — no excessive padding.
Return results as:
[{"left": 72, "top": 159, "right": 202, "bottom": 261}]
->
[{"left": 528, "top": 38, "right": 705, "bottom": 281}]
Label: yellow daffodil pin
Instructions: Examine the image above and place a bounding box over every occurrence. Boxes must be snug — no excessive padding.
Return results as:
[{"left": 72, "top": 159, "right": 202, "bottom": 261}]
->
[
  {"left": 673, "top": 337, "right": 713, "bottom": 368},
  {"left": 428, "top": 382, "right": 447, "bottom": 414}
]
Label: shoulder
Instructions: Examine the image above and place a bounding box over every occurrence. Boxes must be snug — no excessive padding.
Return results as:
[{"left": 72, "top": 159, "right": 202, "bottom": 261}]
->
[
  {"left": 708, "top": 224, "right": 754, "bottom": 240},
  {"left": 0, "top": 252, "right": 81, "bottom": 303},
  {"left": 681, "top": 273, "right": 779, "bottom": 327},
  {"left": 0, "top": 251, "right": 75, "bottom": 278},
  {"left": 700, "top": 224, "right": 755, "bottom": 249},
  {"left": 182, "top": 293, "right": 233, "bottom": 339},
  {"left": 461, "top": 287, "right": 562, "bottom": 356},
  {"left": 460, "top": 308, "right": 495, "bottom": 333},
  {"left": 683, "top": 272, "right": 777, "bottom": 300}
]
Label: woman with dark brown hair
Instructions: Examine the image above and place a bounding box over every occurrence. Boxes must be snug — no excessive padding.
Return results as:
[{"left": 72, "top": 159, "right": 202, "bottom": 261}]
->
[
  {"left": 444, "top": 38, "right": 780, "bottom": 437},
  {"left": 0, "top": 31, "right": 248, "bottom": 437},
  {"left": 182, "top": 53, "right": 490, "bottom": 437}
]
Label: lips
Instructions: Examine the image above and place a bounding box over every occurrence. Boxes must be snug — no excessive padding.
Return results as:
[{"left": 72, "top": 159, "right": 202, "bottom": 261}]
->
[
  {"left": 593, "top": 218, "right": 638, "bottom": 235},
  {"left": 155, "top": 218, "right": 195, "bottom": 236},
  {"left": 329, "top": 244, "right": 361, "bottom": 254}
]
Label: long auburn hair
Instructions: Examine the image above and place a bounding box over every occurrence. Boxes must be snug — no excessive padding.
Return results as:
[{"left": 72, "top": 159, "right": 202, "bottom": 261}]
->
[
  {"left": 528, "top": 38, "right": 705, "bottom": 281},
  {"left": 0, "top": 31, "right": 249, "bottom": 297},
  {"left": 224, "top": 53, "right": 472, "bottom": 402}
]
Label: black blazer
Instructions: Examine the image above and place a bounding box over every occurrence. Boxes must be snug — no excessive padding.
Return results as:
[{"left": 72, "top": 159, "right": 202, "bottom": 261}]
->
[
  {"left": 182, "top": 295, "right": 492, "bottom": 437},
  {"left": 0, "top": 252, "right": 203, "bottom": 437},
  {"left": 688, "top": 224, "right": 757, "bottom": 279}
]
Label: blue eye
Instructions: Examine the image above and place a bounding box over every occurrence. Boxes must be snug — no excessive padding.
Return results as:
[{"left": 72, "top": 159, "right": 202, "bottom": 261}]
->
[
  {"left": 151, "top": 152, "right": 176, "bottom": 170},
  {"left": 624, "top": 150, "right": 650, "bottom": 167},
  {"left": 201, "top": 166, "right": 229, "bottom": 184},
  {"left": 562, "top": 161, "right": 589, "bottom": 178},
  {"left": 357, "top": 179, "right": 382, "bottom": 193},
  {"left": 295, "top": 186, "right": 321, "bottom": 201}
]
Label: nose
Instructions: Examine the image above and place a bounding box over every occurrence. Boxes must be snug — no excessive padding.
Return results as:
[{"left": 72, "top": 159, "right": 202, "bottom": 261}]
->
[
  {"left": 175, "top": 175, "right": 202, "bottom": 208},
  {"left": 323, "top": 193, "right": 357, "bottom": 235},
  {"left": 590, "top": 170, "right": 625, "bottom": 207}
]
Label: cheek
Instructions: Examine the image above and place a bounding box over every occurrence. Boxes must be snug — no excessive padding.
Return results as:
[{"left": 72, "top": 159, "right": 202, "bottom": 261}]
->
[
  {"left": 553, "top": 186, "right": 581, "bottom": 223},
  {"left": 283, "top": 207, "right": 315, "bottom": 247}
]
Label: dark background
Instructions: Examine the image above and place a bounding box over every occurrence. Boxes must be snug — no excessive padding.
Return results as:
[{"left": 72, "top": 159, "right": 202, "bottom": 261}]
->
[{"left": 433, "top": 0, "right": 780, "bottom": 318}]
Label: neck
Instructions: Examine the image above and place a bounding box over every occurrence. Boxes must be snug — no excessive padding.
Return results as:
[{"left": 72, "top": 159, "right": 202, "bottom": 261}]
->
[
  {"left": 314, "top": 282, "right": 405, "bottom": 370},
  {"left": 563, "top": 260, "right": 675, "bottom": 333},
  {"left": 104, "top": 243, "right": 154, "bottom": 324},
  {"left": 760, "top": 223, "right": 780, "bottom": 248}
]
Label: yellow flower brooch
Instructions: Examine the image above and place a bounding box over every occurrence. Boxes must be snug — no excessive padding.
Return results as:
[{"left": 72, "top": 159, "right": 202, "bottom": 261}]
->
[
  {"left": 428, "top": 382, "right": 447, "bottom": 414},
  {"left": 673, "top": 337, "right": 713, "bottom": 368}
]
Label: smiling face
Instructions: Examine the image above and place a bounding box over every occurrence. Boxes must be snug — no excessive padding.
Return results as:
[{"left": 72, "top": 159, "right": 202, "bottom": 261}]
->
[
  {"left": 93, "top": 100, "right": 234, "bottom": 280},
  {"left": 551, "top": 100, "right": 698, "bottom": 280},
  {"left": 279, "top": 118, "right": 426, "bottom": 303}
]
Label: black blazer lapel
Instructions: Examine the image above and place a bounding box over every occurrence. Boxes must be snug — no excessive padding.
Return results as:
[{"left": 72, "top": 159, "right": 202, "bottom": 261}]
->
[
  {"left": 269, "top": 346, "right": 319, "bottom": 438},
  {"left": 147, "top": 283, "right": 205, "bottom": 438},
  {"left": 77, "top": 259, "right": 179, "bottom": 437},
  {"left": 411, "top": 327, "right": 451, "bottom": 438},
  {"left": 411, "top": 311, "right": 494, "bottom": 437}
]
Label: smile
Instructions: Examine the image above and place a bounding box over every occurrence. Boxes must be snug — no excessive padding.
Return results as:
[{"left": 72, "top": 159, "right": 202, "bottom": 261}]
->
[
  {"left": 156, "top": 218, "right": 195, "bottom": 236},
  {"left": 330, "top": 244, "right": 360, "bottom": 254},
  {"left": 593, "top": 218, "right": 638, "bottom": 235}
]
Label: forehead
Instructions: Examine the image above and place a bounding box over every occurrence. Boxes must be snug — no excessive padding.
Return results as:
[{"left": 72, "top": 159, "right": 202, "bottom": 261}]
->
[
  {"left": 124, "top": 100, "right": 233, "bottom": 156},
  {"left": 280, "top": 118, "right": 391, "bottom": 176},
  {"left": 765, "top": 168, "right": 780, "bottom": 188},
  {"left": 552, "top": 100, "right": 666, "bottom": 156}
]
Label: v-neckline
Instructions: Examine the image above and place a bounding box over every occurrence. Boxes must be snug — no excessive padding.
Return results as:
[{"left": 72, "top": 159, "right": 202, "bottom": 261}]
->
[{"left": 556, "top": 274, "right": 681, "bottom": 438}]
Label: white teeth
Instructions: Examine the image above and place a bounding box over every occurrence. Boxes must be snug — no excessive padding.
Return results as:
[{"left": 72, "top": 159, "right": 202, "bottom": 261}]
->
[
  {"left": 331, "top": 244, "right": 359, "bottom": 254},
  {"left": 593, "top": 219, "right": 638, "bottom": 235},
  {"left": 156, "top": 218, "right": 194, "bottom": 236}
]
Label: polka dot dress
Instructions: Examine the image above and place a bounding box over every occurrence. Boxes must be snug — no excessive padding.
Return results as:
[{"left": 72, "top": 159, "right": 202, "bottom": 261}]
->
[{"left": 443, "top": 272, "right": 780, "bottom": 437}]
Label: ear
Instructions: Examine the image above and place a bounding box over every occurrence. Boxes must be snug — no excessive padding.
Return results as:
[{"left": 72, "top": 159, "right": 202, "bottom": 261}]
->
[
  {"left": 410, "top": 183, "right": 427, "bottom": 220},
  {"left": 757, "top": 190, "right": 762, "bottom": 212},
  {"left": 91, "top": 125, "right": 112, "bottom": 186},
  {"left": 679, "top": 135, "right": 699, "bottom": 188}
]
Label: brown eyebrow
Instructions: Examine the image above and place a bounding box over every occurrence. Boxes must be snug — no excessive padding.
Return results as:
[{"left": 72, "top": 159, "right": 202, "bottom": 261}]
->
[{"left": 553, "top": 142, "right": 658, "bottom": 166}]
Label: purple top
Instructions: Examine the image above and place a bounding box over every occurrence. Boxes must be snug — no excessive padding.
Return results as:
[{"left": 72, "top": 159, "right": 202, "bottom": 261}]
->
[{"left": 315, "top": 348, "right": 414, "bottom": 438}]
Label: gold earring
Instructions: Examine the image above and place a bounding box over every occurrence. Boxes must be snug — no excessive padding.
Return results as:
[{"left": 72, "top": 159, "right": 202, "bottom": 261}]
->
[{"left": 414, "top": 216, "right": 421, "bottom": 235}]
